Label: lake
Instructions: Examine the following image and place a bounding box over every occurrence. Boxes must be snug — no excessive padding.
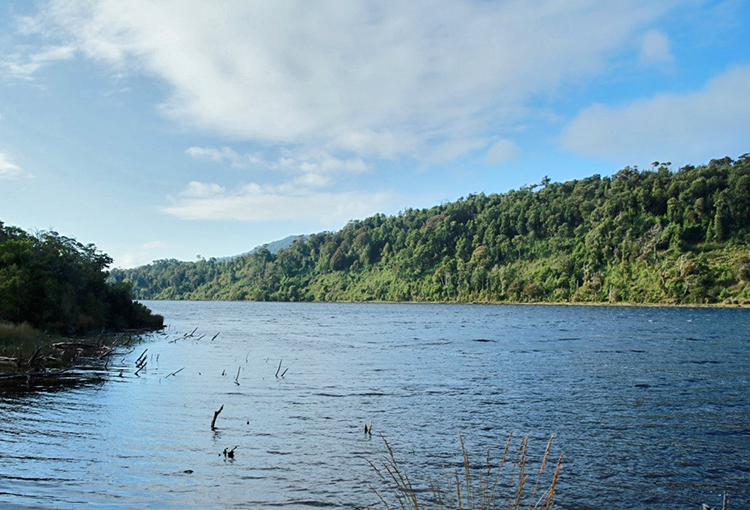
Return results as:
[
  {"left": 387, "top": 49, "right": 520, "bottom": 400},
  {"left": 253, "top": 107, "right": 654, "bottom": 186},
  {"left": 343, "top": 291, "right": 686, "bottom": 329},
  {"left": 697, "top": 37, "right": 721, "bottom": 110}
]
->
[{"left": 1, "top": 302, "right": 749, "bottom": 509}]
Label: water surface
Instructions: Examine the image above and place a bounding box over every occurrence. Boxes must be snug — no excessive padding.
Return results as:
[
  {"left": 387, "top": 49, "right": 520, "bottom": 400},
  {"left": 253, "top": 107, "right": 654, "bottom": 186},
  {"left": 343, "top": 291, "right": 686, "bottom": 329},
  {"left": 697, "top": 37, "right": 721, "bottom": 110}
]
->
[{"left": 1, "top": 302, "right": 748, "bottom": 509}]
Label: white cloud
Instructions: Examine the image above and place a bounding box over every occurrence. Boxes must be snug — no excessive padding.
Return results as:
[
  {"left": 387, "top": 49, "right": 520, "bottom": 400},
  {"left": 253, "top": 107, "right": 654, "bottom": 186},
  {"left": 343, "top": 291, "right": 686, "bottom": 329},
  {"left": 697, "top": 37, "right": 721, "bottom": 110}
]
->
[
  {"left": 141, "top": 240, "right": 167, "bottom": 250},
  {"left": 185, "top": 145, "right": 371, "bottom": 182},
  {"left": 22, "top": 0, "right": 674, "bottom": 161},
  {"left": 296, "top": 153, "right": 370, "bottom": 175},
  {"left": 180, "top": 181, "right": 226, "bottom": 198},
  {"left": 2, "top": 44, "right": 75, "bottom": 80},
  {"left": 292, "top": 173, "right": 330, "bottom": 189},
  {"left": 163, "top": 181, "right": 399, "bottom": 223},
  {"left": 117, "top": 240, "right": 171, "bottom": 268},
  {"left": 0, "top": 152, "right": 33, "bottom": 180},
  {"left": 485, "top": 138, "right": 520, "bottom": 164},
  {"left": 186, "top": 146, "right": 241, "bottom": 166},
  {"left": 639, "top": 30, "right": 673, "bottom": 66},
  {"left": 559, "top": 64, "right": 750, "bottom": 165}
]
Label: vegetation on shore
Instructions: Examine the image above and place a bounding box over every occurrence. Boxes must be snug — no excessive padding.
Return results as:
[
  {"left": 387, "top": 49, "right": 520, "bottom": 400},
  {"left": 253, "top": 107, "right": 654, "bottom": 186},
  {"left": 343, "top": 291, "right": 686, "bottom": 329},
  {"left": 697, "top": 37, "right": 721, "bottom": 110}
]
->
[
  {"left": 0, "top": 222, "right": 163, "bottom": 361},
  {"left": 113, "top": 154, "right": 750, "bottom": 306}
]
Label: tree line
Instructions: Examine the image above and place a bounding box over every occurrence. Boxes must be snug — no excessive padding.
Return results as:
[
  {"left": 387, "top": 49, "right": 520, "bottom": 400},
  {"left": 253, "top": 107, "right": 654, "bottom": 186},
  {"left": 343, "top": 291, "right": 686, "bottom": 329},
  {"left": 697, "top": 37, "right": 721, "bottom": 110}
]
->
[
  {"left": 112, "top": 154, "right": 750, "bottom": 305},
  {"left": 0, "top": 223, "right": 163, "bottom": 335}
]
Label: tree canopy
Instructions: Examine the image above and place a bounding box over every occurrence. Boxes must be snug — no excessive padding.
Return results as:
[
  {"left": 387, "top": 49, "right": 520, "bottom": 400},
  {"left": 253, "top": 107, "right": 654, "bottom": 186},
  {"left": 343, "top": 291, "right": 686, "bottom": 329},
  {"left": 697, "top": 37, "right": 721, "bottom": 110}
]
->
[
  {"left": 0, "top": 223, "right": 163, "bottom": 335},
  {"left": 113, "top": 155, "right": 750, "bottom": 306}
]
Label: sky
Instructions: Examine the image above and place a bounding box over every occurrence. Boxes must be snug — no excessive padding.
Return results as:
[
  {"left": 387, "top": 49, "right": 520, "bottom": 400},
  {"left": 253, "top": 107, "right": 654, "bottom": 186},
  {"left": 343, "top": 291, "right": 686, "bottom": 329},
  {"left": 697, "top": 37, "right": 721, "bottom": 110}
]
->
[{"left": 1, "top": 0, "right": 749, "bottom": 268}]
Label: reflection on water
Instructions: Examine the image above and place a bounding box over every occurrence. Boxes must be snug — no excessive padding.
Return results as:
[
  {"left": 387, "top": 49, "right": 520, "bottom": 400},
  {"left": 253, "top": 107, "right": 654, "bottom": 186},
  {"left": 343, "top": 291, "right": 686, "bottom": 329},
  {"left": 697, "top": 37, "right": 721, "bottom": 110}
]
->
[{"left": 1, "top": 302, "right": 749, "bottom": 509}]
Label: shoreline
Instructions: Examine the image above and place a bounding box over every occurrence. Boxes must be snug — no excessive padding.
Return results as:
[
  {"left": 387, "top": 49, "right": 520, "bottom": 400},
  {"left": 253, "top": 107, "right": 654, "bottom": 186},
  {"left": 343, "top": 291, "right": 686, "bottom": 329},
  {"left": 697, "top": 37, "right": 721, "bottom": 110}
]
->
[{"left": 137, "top": 297, "right": 750, "bottom": 309}]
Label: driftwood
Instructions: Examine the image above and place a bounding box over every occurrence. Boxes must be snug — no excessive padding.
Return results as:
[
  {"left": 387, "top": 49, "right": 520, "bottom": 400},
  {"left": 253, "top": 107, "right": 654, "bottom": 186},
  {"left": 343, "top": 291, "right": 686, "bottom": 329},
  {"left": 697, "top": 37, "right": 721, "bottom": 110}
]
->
[
  {"left": 0, "top": 356, "right": 19, "bottom": 367},
  {"left": 134, "top": 362, "right": 146, "bottom": 377},
  {"left": 135, "top": 349, "right": 148, "bottom": 367},
  {"left": 211, "top": 405, "right": 224, "bottom": 430},
  {"left": 98, "top": 346, "right": 114, "bottom": 359},
  {"left": 0, "top": 367, "right": 71, "bottom": 383},
  {"left": 165, "top": 367, "right": 185, "bottom": 378},
  {"left": 702, "top": 492, "right": 728, "bottom": 510},
  {"left": 169, "top": 326, "right": 200, "bottom": 343},
  {"left": 52, "top": 341, "right": 99, "bottom": 351},
  {"left": 27, "top": 347, "right": 43, "bottom": 366}
]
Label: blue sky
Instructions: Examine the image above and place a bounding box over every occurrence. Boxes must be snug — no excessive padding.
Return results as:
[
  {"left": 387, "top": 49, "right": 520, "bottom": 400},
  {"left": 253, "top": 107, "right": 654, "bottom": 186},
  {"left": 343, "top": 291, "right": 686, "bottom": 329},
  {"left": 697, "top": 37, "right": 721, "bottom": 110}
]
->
[{"left": 1, "top": 0, "right": 749, "bottom": 268}]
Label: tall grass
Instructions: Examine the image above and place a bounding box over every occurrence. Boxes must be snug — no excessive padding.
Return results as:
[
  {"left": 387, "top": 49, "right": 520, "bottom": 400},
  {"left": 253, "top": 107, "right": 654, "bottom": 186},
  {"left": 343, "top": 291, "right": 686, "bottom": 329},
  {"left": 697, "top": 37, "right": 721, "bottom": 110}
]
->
[
  {"left": 369, "top": 432, "right": 562, "bottom": 510},
  {"left": 0, "top": 321, "right": 46, "bottom": 357}
]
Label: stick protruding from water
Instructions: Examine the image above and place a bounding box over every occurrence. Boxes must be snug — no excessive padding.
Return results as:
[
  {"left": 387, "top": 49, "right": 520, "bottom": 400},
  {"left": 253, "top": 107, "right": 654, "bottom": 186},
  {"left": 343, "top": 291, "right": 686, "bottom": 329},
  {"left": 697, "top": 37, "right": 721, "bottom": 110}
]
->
[{"left": 211, "top": 404, "right": 224, "bottom": 430}]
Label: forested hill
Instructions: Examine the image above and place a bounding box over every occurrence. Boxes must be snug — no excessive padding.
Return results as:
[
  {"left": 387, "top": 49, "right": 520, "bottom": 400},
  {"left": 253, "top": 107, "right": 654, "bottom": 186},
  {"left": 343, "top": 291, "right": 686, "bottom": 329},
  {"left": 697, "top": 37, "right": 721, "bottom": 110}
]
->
[{"left": 112, "top": 155, "right": 750, "bottom": 305}]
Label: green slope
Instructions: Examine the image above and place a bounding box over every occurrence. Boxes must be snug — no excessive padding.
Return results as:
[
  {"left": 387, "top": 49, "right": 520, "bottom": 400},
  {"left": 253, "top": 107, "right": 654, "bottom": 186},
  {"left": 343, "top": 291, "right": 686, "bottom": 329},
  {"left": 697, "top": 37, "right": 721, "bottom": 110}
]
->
[{"left": 112, "top": 155, "right": 750, "bottom": 305}]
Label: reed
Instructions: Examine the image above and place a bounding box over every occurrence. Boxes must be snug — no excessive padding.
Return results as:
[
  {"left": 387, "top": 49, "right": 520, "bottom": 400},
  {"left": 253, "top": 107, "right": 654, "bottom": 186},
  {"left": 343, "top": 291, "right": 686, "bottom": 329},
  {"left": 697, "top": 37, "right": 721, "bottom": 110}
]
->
[
  {"left": 369, "top": 432, "right": 562, "bottom": 510},
  {"left": 0, "top": 322, "right": 47, "bottom": 356}
]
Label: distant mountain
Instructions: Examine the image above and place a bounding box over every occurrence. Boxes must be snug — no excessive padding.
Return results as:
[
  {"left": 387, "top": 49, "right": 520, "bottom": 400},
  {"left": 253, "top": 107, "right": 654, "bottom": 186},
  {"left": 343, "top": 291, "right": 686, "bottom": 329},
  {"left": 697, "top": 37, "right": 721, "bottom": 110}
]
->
[
  {"left": 217, "top": 234, "right": 306, "bottom": 262},
  {"left": 252, "top": 234, "right": 306, "bottom": 255}
]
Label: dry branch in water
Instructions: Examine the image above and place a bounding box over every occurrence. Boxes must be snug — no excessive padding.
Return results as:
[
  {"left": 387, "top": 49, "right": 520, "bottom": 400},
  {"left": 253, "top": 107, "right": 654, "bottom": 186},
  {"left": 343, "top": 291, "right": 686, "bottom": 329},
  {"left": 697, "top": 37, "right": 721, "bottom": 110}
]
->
[
  {"left": 165, "top": 367, "right": 185, "bottom": 378},
  {"left": 211, "top": 405, "right": 224, "bottom": 430}
]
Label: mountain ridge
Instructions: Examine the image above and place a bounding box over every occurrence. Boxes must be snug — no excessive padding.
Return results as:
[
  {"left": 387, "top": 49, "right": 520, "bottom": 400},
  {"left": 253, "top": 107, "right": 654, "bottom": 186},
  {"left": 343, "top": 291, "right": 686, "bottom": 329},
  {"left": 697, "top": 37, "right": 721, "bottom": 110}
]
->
[{"left": 215, "top": 234, "right": 306, "bottom": 262}]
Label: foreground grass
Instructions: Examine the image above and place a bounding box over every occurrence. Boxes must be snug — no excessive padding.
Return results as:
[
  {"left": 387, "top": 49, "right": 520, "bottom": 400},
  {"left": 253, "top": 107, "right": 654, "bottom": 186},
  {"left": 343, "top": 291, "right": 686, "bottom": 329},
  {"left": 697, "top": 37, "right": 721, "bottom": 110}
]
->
[
  {"left": 370, "top": 432, "right": 562, "bottom": 510},
  {"left": 0, "top": 322, "right": 60, "bottom": 357}
]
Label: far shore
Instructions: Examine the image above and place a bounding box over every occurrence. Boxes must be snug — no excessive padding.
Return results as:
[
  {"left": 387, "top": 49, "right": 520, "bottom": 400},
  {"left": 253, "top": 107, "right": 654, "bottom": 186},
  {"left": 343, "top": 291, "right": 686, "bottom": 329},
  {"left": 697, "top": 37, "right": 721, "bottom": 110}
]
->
[{"left": 137, "top": 297, "right": 750, "bottom": 309}]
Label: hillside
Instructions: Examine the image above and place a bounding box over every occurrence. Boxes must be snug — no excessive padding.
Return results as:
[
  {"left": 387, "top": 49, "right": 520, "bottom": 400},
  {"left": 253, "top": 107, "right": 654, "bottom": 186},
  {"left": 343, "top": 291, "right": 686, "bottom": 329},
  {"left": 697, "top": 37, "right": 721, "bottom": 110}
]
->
[{"left": 111, "top": 155, "right": 750, "bottom": 305}]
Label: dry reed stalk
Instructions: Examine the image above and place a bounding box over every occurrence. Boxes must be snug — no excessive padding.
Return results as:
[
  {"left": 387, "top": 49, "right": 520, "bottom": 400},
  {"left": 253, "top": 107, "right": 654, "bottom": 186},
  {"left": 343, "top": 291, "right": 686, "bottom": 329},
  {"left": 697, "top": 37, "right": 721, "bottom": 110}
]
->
[
  {"left": 499, "top": 430, "right": 514, "bottom": 470},
  {"left": 540, "top": 453, "right": 563, "bottom": 510},
  {"left": 370, "top": 432, "right": 561, "bottom": 510},
  {"left": 368, "top": 436, "right": 420, "bottom": 510},
  {"left": 528, "top": 435, "right": 554, "bottom": 508},
  {"left": 511, "top": 435, "right": 529, "bottom": 509},
  {"left": 461, "top": 434, "right": 471, "bottom": 509}
]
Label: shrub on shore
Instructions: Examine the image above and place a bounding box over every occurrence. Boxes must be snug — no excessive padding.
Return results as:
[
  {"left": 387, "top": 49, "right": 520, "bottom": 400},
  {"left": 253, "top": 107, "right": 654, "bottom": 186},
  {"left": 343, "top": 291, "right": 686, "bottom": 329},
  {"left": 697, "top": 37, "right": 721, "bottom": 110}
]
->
[{"left": 0, "top": 221, "right": 163, "bottom": 336}]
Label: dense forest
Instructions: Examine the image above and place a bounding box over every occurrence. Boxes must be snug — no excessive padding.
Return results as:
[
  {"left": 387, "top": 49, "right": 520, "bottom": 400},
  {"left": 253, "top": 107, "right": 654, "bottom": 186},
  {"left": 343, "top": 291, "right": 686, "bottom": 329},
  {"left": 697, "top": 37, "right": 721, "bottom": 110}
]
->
[
  {"left": 113, "top": 155, "right": 750, "bottom": 305},
  {"left": 0, "top": 223, "right": 163, "bottom": 336}
]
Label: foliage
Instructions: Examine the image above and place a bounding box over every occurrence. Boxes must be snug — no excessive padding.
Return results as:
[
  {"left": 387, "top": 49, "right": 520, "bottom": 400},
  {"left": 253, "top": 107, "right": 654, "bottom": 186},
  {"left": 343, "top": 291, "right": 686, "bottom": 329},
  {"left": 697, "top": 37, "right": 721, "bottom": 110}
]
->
[
  {"left": 0, "top": 223, "right": 163, "bottom": 335},
  {"left": 113, "top": 155, "right": 750, "bottom": 305},
  {"left": 369, "top": 433, "right": 562, "bottom": 510}
]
